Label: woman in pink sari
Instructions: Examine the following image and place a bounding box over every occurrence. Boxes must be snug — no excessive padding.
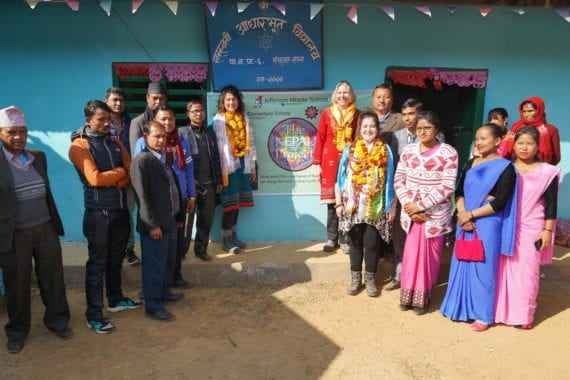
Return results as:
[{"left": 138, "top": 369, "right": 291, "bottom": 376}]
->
[
  {"left": 395, "top": 111, "right": 458, "bottom": 315},
  {"left": 495, "top": 127, "right": 561, "bottom": 329}
]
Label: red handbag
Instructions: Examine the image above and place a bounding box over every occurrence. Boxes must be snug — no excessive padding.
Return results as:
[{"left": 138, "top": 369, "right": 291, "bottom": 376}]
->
[{"left": 455, "top": 228, "right": 485, "bottom": 262}]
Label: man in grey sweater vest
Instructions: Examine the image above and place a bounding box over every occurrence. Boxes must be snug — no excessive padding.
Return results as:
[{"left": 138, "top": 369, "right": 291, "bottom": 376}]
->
[{"left": 0, "top": 106, "right": 73, "bottom": 353}]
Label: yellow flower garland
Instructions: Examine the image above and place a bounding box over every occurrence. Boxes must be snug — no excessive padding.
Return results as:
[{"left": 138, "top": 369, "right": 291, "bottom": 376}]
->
[
  {"left": 346, "top": 139, "right": 388, "bottom": 219},
  {"left": 334, "top": 124, "right": 353, "bottom": 152},
  {"left": 225, "top": 111, "right": 250, "bottom": 157}
]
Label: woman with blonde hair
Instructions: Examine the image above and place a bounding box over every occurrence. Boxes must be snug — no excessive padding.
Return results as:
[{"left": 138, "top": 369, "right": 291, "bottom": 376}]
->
[{"left": 314, "top": 81, "right": 360, "bottom": 253}]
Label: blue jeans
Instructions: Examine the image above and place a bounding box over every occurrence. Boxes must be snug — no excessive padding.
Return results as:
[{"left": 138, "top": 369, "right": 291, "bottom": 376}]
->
[{"left": 140, "top": 230, "right": 177, "bottom": 314}]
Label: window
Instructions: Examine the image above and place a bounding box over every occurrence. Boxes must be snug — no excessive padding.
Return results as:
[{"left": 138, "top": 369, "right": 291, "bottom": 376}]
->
[{"left": 112, "top": 62, "right": 209, "bottom": 124}]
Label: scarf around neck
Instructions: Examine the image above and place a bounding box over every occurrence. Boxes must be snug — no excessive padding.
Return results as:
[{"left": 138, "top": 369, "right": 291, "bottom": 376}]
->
[{"left": 165, "top": 129, "right": 186, "bottom": 170}]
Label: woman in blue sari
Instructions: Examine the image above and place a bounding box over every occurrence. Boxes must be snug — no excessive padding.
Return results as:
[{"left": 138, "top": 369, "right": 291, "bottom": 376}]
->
[{"left": 440, "top": 123, "right": 517, "bottom": 332}]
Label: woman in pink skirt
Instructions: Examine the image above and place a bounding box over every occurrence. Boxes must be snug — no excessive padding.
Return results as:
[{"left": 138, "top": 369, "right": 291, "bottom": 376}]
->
[
  {"left": 495, "top": 127, "right": 561, "bottom": 329},
  {"left": 394, "top": 111, "right": 458, "bottom": 315}
]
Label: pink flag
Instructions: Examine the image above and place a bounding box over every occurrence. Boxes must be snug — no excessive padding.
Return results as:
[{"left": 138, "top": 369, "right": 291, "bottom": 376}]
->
[
  {"left": 344, "top": 4, "right": 358, "bottom": 24},
  {"left": 478, "top": 8, "right": 492, "bottom": 17},
  {"left": 132, "top": 0, "right": 144, "bottom": 14},
  {"left": 415, "top": 6, "right": 431, "bottom": 19}
]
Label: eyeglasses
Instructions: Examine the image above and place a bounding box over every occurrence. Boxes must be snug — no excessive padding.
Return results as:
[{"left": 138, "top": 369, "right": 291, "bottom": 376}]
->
[
  {"left": 416, "top": 126, "right": 434, "bottom": 132},
  {"left": 189, "top": 109, "right": 205, "bottom": 114}
]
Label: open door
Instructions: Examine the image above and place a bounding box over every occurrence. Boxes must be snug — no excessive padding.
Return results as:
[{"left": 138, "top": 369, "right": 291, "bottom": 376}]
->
[{"left": 385, "top": 66, "right": 488, "bottom": 167}]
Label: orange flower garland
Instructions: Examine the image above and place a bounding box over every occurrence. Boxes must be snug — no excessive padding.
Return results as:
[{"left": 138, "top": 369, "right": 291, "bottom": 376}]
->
[
  {"left": 333, "top": 124, "right": 353, "bottom": 152},
  {"left": 225, "top": 111, "right": 250, "bottom": 157},
  {"left": 346, "top": 139, "right": 388, "bottom": 219}
]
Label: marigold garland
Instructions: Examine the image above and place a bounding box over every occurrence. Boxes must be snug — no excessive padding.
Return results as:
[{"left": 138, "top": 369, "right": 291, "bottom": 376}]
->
[
  {"left": 225, "top": 111, "right": 249, "bottom": 157},
  {"left": 346, "top": 139, "right": 388, "bottom": 219},
  {"left": 333, "top": 123, "right": 353, "bottom": 152}
]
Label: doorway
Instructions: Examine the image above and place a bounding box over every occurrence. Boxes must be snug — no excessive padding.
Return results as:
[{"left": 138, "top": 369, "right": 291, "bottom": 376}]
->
[{"left": 386, "top": 66, "right": 488, "bottom": 166}]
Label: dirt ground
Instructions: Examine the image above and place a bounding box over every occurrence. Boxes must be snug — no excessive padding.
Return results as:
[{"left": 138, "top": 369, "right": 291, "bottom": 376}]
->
[{"left": 0, "top": 264, "right": 568, "bottom": 380}]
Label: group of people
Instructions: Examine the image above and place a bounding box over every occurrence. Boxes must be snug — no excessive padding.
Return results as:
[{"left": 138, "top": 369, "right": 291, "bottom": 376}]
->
[
  {"left": 315, "top": 82, "right": 561, "bottom": 332},
  {"left": 0, "top": 81, "right": 562, "bottom": 354},
  {"left": 0, "top": 82, "right": 257, "bottom": 353}
]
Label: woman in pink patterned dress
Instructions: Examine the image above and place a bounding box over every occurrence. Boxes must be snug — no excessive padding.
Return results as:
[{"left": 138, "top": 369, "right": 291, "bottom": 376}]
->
[
  {"left": 394, "top": 111, "right": 458, "bottom": 315},
  {"left": 495, "top": 127, "right": 561, "bottom": 329}
]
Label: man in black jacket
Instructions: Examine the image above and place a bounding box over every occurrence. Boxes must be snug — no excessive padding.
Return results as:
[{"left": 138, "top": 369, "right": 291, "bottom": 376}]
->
[
  {"left": 69, "top": 100, "right": 141, "bottom": 334},
  {"left": 0, "top": 106, "right": 72, "bottom": 353},
  {"left": 131, "top": 121, "right": 185, "bottom": 322},
  {"left": 178, "top": 98, "right": 223, "bottom": 261}
]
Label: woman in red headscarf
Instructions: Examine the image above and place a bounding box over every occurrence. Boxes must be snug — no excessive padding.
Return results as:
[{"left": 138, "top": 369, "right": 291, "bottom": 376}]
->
[{"left": 502, "top": 96, "right": 560, "bottom": 165}]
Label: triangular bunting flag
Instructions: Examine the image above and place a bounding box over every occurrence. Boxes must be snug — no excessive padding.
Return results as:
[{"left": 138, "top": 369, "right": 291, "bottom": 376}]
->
[
  {"left": 163, "top": 0, "right": 178, "bottom": 15},
  {"left": 26, "top": 0, "right": 40, "bottom": 9},
  {"left": 345, "top": 4, "right": 358, "bottom": 24},
  {"left": 415, "top": 6, "right": 431, "bottom": 19},
  {"left": 132, "top": 0, "right": 144, "bottom": 14},
  {"left": 237, "top": 2, "right": 250, "bottom": 14},
  {"left": 64, "top": 0, "right": 79, "bottom": 11},
  {"left": 99, "top": 0, "right": 112, "bottom": 16},
  {"left": 555, "top": 9, "right": 570, "bottom": 23},
  {"left": 205, "top": 1, "right": 218, "bottom": 17},
  {"left": 478, "top": 8, "right": 492, "bottom": 18},
  {"left": 310, "top": 3, "right": 324, "bottom": 20},
  {"left": 445, "top": 6, "right": 456, "bottom": 15},
  {"left": 511, "top": 9, "right": 525, "bottom": 16},
  {"left": 272, "top": 3, "right": 286, "bottom": 16},
  {"left": 379, "top": 5, "right": 395, "bottom": 21}
]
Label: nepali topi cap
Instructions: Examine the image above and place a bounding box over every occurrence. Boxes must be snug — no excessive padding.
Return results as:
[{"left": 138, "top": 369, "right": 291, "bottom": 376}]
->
[
  {"left": 0, "top": 106, "right": 26, "bottom": 128},
  {"left": 147, "top": 81, "right": 167, "bottom": 95}
]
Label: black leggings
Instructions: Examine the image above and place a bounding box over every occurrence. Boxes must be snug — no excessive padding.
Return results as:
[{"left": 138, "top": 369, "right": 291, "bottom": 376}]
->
[
  {"left": 348, "top": 223, "right": 381, "bottom": 273},
  {"left": 221, "top": 209, "right": 239, "bottom": 230}
]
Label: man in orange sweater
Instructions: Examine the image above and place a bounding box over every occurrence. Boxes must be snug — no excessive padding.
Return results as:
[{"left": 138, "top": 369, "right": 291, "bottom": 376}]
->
[{"left": 69, "top": 100, "right": 141, "bottom": 334}]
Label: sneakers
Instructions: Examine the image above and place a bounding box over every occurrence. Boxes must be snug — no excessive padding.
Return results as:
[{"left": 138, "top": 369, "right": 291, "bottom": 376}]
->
[
  {"left": 222, "top": 236, "right": 241, "bottom": 254},
  {"left": 107, "top": 297, "right": 142, "bottom": 312},
  {"left": 87, "top": 318, "right": 115, "bottom": 334},
  {"left": 383, "top": 279, "right": 401, "bottom": 291},
  {"left": 124, "top": 249, "right": 140, "bottom": 265},
  {"left": 231, "top": 233, "right": 247, "bottom": 249}
]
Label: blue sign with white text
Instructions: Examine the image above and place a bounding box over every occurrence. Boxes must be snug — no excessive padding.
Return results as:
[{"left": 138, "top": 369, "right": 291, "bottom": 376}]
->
[{"left": 205, "top": 2, "right": 323, "bottom": 91}]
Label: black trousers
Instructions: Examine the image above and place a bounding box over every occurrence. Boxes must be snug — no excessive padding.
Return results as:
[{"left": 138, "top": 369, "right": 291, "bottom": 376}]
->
[
  {"left": 348, "top": 223, "right": 381, "bottom": 273},
  {"left": 186, "top": 183, "right": 217, "bottom": 255},
  {"left": 83, "top": 209, "right": 129, "bottom": 321},
  {"left": 1, "top": 221, "right": 70, "bottom": 341}
]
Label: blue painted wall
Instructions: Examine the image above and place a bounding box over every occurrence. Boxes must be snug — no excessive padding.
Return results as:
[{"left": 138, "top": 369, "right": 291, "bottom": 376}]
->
[{"left": 1, "top": 1, "right": 568, "bottom": 241}]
